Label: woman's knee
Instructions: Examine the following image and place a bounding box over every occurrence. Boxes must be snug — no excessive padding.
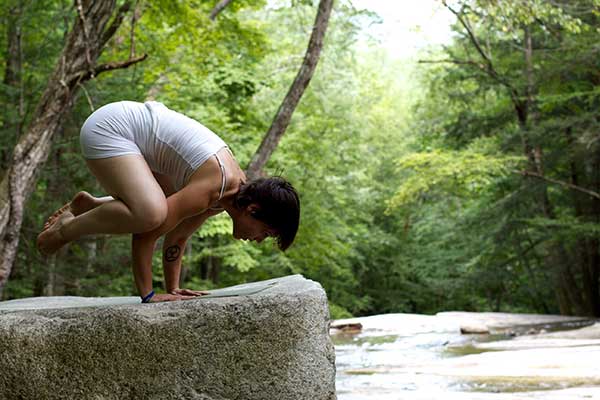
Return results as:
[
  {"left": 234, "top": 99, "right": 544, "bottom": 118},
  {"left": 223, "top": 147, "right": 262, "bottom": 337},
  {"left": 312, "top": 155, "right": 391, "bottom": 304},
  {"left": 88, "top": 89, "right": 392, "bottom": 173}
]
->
[{"left": 135, "top": 200, "right": 168, "bottom": 232}]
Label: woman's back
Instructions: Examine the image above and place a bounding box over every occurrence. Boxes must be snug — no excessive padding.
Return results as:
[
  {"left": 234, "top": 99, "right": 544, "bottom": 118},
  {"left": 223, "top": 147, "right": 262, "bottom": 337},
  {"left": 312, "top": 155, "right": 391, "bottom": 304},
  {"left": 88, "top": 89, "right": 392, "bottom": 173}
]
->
[{"left": 81, "top": 101, "right": 227, "bottom": 190}]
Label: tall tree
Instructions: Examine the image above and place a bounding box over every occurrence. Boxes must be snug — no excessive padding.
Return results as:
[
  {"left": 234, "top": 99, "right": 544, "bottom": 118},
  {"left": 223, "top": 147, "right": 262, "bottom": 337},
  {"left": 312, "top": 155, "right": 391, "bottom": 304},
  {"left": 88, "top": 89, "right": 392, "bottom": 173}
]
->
[
  {"left": 0, "top": 0, "right": 146, "bottom": 292},
  {"left": 397, "top": 0, "right": 600, "bottom": 315},
  {"left": 246, "top": 0, "right": 334, "bottom": 179},
  {"left": 1, "top": 1, "right": 24, "bottom": 168}
]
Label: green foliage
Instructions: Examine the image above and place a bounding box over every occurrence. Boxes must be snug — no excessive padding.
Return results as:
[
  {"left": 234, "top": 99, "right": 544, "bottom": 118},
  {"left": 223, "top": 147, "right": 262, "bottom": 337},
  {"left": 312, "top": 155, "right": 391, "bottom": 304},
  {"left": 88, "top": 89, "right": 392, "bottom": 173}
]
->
[
  {"left": 329, "top": 303, "right": 353, "bottom": 319},
  {"left": 4, "top": 0, "right": 599, "bottom": 318},
  {"left": 387, "top": 144, "right": 522, "bottom": 212},
  {"left": 383, "top": 0, "right": 600, "bottom": 316},
  {"left": 472, "top": 0, "right": 588, "bottom": 33}
]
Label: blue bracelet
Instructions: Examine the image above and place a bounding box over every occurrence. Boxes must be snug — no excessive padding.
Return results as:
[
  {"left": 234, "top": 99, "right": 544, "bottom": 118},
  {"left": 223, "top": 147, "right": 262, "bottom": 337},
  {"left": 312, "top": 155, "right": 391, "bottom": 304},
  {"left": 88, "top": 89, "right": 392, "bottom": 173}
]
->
[{"left": 141, "top": 290, "right": 155, "bottom": 303}]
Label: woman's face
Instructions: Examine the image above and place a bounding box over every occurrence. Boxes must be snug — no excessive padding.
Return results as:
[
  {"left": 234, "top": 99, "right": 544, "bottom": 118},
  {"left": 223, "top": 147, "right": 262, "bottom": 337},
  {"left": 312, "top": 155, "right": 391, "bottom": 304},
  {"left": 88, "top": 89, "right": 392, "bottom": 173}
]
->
[{"left": 231, "top": 204, "right": 276, "bottom": 243}]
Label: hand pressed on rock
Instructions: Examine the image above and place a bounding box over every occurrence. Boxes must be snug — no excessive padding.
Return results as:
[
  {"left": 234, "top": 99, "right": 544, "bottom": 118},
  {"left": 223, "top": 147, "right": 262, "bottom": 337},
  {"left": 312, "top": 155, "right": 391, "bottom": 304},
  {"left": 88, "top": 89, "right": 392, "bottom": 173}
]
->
[
  {"left": 169, "top": 288, "right": 211, "bottom": 297},
  {"left": 148, "top": 293, "right": 197, "bottom": 303}
]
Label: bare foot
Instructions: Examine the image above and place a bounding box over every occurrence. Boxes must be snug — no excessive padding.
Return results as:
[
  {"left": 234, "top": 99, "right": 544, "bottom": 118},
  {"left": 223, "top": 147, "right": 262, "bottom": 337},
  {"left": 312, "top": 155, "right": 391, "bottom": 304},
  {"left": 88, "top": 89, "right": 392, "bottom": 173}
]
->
[
  {"left": 69, "top": 191, "right": 98, "bottom": 216},
  {"left": 43, "top": 191, "right": 97, "bottom": 230},
  {"left": 37, "top": 211, "right": 74, "bottom": 256},
  {"left": 43, "top": 203, "right": 70, "bottom": 231}
]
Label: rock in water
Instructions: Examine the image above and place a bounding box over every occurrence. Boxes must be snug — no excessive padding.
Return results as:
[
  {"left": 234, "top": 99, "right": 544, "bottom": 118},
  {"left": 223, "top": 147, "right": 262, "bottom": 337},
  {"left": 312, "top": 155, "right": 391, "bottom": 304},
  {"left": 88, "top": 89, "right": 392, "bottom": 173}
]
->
[
  {"left": 330, "top": 322, "right": 363, "bottom": 333},
  {"left": 460, "top": 324, "right": 490, "bottom": 334},
  {"left": 0, "top": 275, "right": 336, "bottom": 400}
]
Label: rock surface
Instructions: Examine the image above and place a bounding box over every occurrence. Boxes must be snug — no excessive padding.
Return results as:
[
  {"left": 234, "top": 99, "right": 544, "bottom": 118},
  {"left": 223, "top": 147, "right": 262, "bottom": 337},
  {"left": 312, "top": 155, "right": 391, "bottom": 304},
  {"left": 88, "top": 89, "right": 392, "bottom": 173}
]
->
[
  {"left": 470, "top": 323, "right": 600, "bottom": 350},
  {"left": 331, "top": 311, "right": 593, "bottom": 336},
  {"left": 437, "top": 311, "right": 592, "bottom": 334},
  {"left": 0, "top": 275, "right": 336, "bottom": 400}
]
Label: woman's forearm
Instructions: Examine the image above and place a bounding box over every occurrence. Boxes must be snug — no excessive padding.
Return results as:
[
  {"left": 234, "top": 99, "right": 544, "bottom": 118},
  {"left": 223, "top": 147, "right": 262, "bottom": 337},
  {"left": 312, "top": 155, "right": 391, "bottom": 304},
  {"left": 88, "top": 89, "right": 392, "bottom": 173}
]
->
[
  {"left": 131, "top": 233, "right": 158, "bottom": 297},
  {"left": 130, "top": 190, "right": 198, "bottom": 297},
  {"left": 161, "top": 211, "right": 214, "bottom": 292},
  {"left": 162, "top": 233, "right": 188, "bottom": 293}
]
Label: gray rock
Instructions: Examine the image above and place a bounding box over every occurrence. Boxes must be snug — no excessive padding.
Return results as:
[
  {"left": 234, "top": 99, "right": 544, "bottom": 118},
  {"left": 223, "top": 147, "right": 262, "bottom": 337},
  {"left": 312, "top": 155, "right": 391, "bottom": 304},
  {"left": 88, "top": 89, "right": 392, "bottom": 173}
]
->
[
  {"left": 0, "top": 274, "right": 336, "bottom": 400},
  {"left": 459, "top": 324, "right": 490, "bottom": 334},
  {"left": 437, "top": 311, "right": 593, "bottom": 334}
]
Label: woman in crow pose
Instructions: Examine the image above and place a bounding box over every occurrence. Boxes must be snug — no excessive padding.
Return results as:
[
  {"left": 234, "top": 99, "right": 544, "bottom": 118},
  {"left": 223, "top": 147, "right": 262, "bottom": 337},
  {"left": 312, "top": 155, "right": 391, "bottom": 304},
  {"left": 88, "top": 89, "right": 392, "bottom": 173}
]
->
[{"left": 37, "top": 101, "right": 300, "bottom": 303}]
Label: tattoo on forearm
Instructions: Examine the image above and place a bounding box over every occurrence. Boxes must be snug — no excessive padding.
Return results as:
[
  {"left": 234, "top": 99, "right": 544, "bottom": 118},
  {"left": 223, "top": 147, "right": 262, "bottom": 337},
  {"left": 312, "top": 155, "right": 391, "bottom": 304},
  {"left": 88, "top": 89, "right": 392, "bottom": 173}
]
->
[{"left": 164, "top": 245, "right": 181, "bottom": 262}]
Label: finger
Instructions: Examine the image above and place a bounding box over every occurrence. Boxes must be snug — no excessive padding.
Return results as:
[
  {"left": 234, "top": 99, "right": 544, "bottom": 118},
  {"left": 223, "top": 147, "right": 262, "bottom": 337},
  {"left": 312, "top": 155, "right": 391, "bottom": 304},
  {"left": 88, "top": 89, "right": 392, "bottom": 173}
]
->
[
  {"left": 190, "top": 290, "right": 211, "bottom": 296},
  {"left": 166, "top": 295, "right": 187, "bottom": 302},
  {"left": 179, "top": 289, "right": 208, "bottom": 296}
]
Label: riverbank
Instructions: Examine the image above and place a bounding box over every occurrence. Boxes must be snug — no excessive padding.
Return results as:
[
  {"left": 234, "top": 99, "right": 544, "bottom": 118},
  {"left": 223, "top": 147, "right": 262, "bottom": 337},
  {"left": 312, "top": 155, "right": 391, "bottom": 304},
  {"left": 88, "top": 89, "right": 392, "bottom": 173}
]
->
[{"left": 332, "top": 312, "right": 600, "bottom": 399}]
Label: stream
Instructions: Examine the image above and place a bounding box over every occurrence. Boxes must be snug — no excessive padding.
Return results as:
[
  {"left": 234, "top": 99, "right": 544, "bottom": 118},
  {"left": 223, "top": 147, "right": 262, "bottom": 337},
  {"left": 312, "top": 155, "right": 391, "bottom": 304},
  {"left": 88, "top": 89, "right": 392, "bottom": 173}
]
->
[{"left": 331, "top": 312, "right": 600, "bottom": 399}]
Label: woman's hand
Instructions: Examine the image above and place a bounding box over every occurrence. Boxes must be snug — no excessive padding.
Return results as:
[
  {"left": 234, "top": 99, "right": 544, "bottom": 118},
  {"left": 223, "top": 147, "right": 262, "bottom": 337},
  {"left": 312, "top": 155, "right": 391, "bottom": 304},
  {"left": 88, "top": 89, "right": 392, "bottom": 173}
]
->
[
  {"left": 169, "top": 288, "right": 211, "bottom": 297},
  {"left": 148, "top": 290, "right": 209, "bottom": 303},
  {"left": 148, "top": 293, "right": 194, "bottom": 302}
]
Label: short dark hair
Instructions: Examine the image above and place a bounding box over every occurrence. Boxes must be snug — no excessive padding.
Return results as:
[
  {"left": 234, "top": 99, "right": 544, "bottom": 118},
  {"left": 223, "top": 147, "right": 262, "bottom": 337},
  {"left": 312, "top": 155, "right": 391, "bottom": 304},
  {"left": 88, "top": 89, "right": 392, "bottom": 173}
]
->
[{"left": 234, "top": 177, "right": 300, "bottom": 250}]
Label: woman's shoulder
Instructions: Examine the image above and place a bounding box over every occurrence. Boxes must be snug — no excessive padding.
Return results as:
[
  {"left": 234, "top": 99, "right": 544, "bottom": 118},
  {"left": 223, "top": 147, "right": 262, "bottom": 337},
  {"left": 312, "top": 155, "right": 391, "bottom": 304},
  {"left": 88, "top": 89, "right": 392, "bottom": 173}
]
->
[
  {"left": 219, "top": 148, "right": 246, "bottom": 197},
  {"left": 184, "top": 149, "right": 243, "bottom": 202}
]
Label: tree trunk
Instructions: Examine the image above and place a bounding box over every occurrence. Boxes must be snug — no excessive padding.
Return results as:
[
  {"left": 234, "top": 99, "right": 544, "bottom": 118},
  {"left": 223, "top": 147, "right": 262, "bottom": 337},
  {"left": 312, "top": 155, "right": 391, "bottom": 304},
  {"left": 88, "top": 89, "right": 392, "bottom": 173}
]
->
[
  {"left": 522, "top": 25, "right": 591, "bottom": 315},
  {"left": 180, "top": 241, "right": 192, "bottom": 284},
  {"left": 201, "top": 254, "right": 210, "bottom": 281},
  {"left": 209, "top": 0, "right": 234, "bottom": 21},
  {"left": 588, "top": 140, "right": 600, "bottom": 315},
  {"left": 435, "top": 2, "right": 597, "bottom": 316},
  {"left": 0, "top": 1, "right": 145, "bottom": 289},
  {"left": 516, "top": 234, "right": 550, "bottom": 313},
  {"left": 2, "top": 2, "right": 24, "bottom": 168},
  {"left": 208, "top": 256, "right": 220, "bottom": 284},
  {"left": 246, "top": 0, "right": 334, "bottom": 179},
  {"left": 44, "top": 256, "right": 57, "bottom": 296},
  {"left": 564, "top": 126, "right": 600, "bottom": 315}
]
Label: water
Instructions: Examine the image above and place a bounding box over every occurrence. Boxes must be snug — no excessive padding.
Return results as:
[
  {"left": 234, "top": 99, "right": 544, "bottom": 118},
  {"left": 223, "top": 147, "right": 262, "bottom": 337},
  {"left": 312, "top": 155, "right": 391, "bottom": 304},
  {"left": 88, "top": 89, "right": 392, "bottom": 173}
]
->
[{"left": 332, "top": 313, "right": 600, "bottom": 399}]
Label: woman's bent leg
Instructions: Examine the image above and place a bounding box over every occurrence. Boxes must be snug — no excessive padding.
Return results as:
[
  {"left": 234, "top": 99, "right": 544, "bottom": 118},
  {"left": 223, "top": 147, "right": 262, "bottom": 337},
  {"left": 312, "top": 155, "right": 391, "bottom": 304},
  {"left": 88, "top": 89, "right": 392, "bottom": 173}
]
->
[
  {"left": 43, "top": 191, "right": 113, "bottom": 230},
  {"left": 37, "top": 155, "right": 167, "bottom": 254},
  {"left": 68, "top": 155, "right": 167, "bottom": 235}
]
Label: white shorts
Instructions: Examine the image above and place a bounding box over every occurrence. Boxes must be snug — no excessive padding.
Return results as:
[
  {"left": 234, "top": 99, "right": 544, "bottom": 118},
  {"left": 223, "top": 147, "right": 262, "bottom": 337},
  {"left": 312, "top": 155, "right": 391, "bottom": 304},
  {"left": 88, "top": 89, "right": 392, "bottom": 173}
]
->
[
  {"left": 79, "top": 101, "right": 148, "bottom": 160},
  {"left": 79, "top": 101, "right": 228, "bottom": 191}
]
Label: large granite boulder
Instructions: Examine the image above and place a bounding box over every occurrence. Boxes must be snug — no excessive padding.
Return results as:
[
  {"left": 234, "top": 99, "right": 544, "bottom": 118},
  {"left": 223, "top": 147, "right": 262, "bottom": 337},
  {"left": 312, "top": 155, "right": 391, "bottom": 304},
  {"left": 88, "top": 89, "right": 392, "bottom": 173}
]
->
[{"left": 0, "top": 274, "right": 336, "bottom": 400}]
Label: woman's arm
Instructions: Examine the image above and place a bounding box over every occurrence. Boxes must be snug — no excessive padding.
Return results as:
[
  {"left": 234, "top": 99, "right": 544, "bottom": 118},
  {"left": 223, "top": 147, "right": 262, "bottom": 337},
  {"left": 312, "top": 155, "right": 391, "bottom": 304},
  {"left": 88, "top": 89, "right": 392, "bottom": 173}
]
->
[
  {"left": 162, "top": 208, "right": 223, "bottom": 293},
  {"left": 131, "top": 181, "right": 215, "bottom": 301}
]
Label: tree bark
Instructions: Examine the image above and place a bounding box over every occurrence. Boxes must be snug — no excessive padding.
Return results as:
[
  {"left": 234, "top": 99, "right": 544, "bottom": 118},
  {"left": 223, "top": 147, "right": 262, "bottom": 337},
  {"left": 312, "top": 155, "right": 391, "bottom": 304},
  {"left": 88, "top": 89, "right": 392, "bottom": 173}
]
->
[
  {"left": 0, "top": 1, "right": 146, "bottom": 289},
  {"left": 209, "top": 0, "right": 234, "bottom": 21},
  {"left": 208, "top": 256, "right": 220, "bottom": 284},
  {"left": 246, "top": 0, "right": 334, "bottom": 179},
  {"left": 2, "top": 2, "right": 24, "bottom": 168},
  {"left": 522, "top": 25, "right": 587, "bottom": 314},
  {"left": 564, "top": 126, "right": 600, "bottom": 315},
  {"left": 588, "top": 139, "right": 600, "bottom": 315}
]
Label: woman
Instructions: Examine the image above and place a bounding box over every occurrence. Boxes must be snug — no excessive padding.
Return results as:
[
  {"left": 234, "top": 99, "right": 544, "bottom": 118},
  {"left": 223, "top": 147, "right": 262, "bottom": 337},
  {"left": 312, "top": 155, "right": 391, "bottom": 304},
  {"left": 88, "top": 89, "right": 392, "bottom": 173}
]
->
[{"left": 37, "top": 101, "right": 300, "bottom": 303}]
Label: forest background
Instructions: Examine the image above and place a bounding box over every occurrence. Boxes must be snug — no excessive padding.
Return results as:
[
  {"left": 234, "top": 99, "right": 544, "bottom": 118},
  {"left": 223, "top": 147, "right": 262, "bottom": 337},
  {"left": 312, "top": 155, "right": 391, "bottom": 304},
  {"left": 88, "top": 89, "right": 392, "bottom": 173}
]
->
[{"left": 1, "top": 0, "right": 600, "bottom": 319}]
